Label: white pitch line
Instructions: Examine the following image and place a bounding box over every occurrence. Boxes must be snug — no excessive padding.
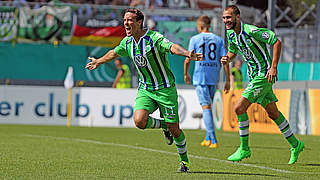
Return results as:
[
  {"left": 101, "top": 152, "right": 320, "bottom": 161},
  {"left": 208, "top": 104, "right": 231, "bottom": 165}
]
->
[{"left": 22, "top": 134, "right": 295, "bottom": 174}]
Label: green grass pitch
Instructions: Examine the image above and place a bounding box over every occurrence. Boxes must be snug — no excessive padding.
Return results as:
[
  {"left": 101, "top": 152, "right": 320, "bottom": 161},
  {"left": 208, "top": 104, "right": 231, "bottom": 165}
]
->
[{"left": 0, "top": 124, "right": 319, "bottom": 179}]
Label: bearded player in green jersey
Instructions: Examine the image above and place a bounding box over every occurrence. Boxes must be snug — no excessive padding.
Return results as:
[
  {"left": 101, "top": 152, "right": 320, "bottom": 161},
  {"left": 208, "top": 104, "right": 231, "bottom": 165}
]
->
[
  {"left": 221, "top": 5, "right": 304, "bottom": 164},
  {"left": 86, "top": 8, "right": 203, "bottom": 172}
]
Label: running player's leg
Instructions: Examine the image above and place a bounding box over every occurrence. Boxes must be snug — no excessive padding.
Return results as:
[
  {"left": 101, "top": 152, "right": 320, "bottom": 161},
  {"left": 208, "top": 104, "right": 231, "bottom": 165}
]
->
[
  {"left": 227, "top": 96, "right": 252, "bottom": 161},
  {"left": 264, "top": 102, "right": 304, "bottom": 164},
  {"left": 134, "top": 89, "right": 167, "bottom": 130},
  {"left": 196, "top": 85, "right": 217, "bottom": 147},
  {"left": 157, "top": 86, "right": 190, "bottom": 172}
]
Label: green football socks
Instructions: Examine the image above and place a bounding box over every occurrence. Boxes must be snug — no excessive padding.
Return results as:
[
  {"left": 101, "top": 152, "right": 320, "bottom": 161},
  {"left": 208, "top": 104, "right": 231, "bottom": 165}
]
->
[
  {"left": 273, "top": 113, "right": 298, "bottom": 148},
  {"left": 145, "top": 116, "right": 168, "bottom": 130},
  {"left": 173, "top": 130, "right": 189, "bottom": 164},
  {"left": 237, "top": 113, "right": 249, "bottom": 150}
]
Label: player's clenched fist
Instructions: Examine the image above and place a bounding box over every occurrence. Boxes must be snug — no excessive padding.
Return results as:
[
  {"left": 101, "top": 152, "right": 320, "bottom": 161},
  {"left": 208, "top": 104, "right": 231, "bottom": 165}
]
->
[{"left": 220, "top": 56, "right": 229, "bottom": 65}]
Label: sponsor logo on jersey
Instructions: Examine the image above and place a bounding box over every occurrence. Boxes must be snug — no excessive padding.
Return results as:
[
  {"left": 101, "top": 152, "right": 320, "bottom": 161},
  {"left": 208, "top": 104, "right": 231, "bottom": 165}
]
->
[
  {"left": 134, "top": 54, "right": 147, "bottom": 67},
  {"left": 262, "top": 32, "right": 270, "bottom": 40},
  {"left": 242, "top": 49, "right": 253, "bottom": 60}
]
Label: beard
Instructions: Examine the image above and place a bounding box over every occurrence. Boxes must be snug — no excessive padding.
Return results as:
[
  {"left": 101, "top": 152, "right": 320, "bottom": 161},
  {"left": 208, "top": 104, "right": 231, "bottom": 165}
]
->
[{"left": 230, "top": 20, "right": 237, "bottom": 30}]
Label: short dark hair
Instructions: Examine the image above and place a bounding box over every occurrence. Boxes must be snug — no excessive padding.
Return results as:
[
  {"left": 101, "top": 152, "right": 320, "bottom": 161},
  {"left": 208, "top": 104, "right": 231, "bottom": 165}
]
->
[
  {"left": 124, "top": 8, "right": 144, "bottom": 28},
  {"left": 197, "top": 15, "right": 211, "bottom": 27},
  {"left": 225, "top": 5, "right": 240, "bottom": 15}
]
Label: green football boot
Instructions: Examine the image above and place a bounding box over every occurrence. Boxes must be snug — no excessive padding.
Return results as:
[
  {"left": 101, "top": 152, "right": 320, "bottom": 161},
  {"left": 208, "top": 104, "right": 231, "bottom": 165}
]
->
[
  {"left": 177, "top": 161, "right": 190, "bottom": 173},
  {"left": 288, "top": 140, "right": 304, "bottom": 164},
  {"left": 227, "top": 147, "right": 251, "bottom": 161}
]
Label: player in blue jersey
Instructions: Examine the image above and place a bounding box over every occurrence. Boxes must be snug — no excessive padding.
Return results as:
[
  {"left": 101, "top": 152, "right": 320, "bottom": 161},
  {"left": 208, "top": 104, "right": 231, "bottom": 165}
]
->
[
  {"left": 184, "top": 15, "right": 229, "bottom": 149},
  {"left": 86, "top": 8, "right": 203, "bottom": 172}
]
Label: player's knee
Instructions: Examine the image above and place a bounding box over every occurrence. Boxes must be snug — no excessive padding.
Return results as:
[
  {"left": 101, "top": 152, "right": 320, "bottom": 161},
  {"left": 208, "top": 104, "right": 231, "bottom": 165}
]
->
[
  {"left": 134, "top": 120, "right": 145, "bottom": 129},
  {"left": 133, "top": 114, "right": 147, "bottom": 129}
]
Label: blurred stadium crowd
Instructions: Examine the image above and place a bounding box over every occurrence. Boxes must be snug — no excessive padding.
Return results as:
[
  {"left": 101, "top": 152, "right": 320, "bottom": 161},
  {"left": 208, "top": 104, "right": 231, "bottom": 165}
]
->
[{"left": 0, "top": 0, "right": 192, "bottom": 9}]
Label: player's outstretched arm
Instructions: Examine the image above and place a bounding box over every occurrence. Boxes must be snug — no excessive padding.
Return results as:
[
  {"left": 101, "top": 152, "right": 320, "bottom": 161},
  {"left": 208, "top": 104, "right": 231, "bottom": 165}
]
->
[
  {"left": 170, "top": 44, "right": 203, "bottom": 61},
  {"left": 86, "top": 49, "right": 120, "bottom": 70}
]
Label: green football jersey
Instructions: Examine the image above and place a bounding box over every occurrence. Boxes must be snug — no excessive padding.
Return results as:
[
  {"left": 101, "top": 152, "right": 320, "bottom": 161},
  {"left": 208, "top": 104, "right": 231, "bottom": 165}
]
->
[
  {"left": 227, "top": 23, "right": 277, "bottom": 80},
  {"left": 114, "top": 30, "right": 175, "bottom": 91}
]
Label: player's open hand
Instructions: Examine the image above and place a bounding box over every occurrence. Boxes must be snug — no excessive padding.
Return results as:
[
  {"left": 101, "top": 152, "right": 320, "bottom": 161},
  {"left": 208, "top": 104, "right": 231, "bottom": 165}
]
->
[
  {"left": 86, "top": 57, "right": 99, "bottom": 70},
  {"left": 189, "top": 50, "right": 203, "bottom": 61},
  {"left": 221, "top": 56, "right": 229, "bottom": 65},
  {"left": 184, "top": 73, "right": 191, "bottom": 85},
  {"left": 265, "top": 67, "right": 278, "bottom": 83}
]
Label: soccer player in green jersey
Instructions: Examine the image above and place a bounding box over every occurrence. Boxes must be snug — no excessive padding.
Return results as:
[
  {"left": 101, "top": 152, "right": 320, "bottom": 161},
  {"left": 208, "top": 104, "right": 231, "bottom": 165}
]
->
[
  {"left": 86, "top": 8, "right": 203, "bottom": 172},
  {"left": 221, "top": 5, "right": 304, "bottom": 164}
]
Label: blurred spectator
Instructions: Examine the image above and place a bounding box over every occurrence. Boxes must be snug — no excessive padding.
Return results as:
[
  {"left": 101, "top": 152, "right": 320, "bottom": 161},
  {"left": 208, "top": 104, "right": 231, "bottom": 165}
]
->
[
  {"left": 33, "top": 0, "right": 47, "bottom": 9},
  {"left": 130, "top": 0, "right": 164, "bottom": 10},
  {"left": 168, "top": 0, "right": 189, "bottom": 8},
  {"left": 13, "top": 0, "right": 29, "bottom": 7},
  {"left": 94, "top": 0, "right": 109, "bottom": 5},
  {"left": 230, "top": 59, "right": 243, "bottom": 90},
  {"left": 112, "top": 59, "right": 132, "bottom": 88},
  {"left": 75, "top": 0, "right": 93, "bottom": 20},
  {"left": 146, "top": 18, "right": 156, "bottom": 30}
]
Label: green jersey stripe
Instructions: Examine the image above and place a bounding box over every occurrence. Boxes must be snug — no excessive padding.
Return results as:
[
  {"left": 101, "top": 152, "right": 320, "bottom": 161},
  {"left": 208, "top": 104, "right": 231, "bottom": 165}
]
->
[
  {"left": 234, "top": 33, "right": 254, "bottom": 79},
  {"left": 145, "top": 35, "right": 171, "bottom": 88},
  {"left": 154, "top": 46, "right": 170, "bottom": 87},
  {"left": 251, "top": 37, "right": 270, "bottom": 75},
  {"left": 140, "top": 38, "right": 159, "bottom": 90},
  {"left": 240, "top": 34, "right": 262, "bottom": 76},
  {"left": 129, "top": 38, "right": 147, "bottom": 89}
]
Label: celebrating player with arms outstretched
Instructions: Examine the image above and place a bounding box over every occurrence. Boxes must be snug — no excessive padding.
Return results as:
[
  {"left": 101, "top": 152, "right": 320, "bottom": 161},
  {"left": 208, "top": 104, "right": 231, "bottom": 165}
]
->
[
  {"left": 86, "top": 8, "right": 202, "bottom": 172},
  {"left": 221, "top": 5, "right": 304, "bottom": 164}
]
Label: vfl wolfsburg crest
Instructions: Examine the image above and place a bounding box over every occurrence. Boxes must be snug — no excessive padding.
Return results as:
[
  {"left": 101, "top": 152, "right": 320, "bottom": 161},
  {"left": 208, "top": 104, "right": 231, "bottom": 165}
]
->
[
  {"left": 134, "top": 54, "right": 147, "bottom": 67},
  {"left": 262, "top": 32, "right": 270, "bottom": 40}
]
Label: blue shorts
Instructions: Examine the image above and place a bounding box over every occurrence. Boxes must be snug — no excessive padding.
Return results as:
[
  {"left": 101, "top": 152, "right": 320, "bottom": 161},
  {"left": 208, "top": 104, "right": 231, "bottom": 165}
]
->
[{"left": 195, "top": 85, "right": 216, "bottom": 106}]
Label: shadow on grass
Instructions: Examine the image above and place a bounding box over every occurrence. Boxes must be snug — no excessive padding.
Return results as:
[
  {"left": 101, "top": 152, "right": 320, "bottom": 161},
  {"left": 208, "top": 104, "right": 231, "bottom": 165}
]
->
[
  {"left": 304, "top": 164, "right": 320, "bottom": 166},
  {"left": 223, "top": 145, "right": 288, "bottom": 150},
  {"left": 188, "top": 171, "right": 278, "bottom": 177}
]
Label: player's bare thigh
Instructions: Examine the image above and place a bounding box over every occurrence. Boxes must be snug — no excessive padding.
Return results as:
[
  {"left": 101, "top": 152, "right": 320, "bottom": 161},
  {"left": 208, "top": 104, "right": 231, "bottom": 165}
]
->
[
  {"left": 265, "top": 102, "right": 280, "bottom": 120},
  {"left": 234, "top": 96, "right": 252, "bottom": 115}
]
